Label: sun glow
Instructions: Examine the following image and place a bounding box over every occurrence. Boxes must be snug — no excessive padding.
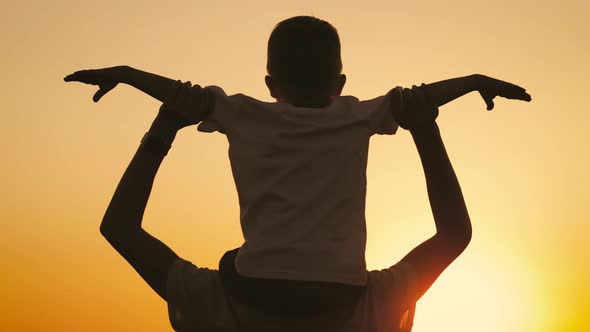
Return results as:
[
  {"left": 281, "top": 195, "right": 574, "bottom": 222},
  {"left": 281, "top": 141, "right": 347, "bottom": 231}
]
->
[{"left": 413, "top": 259, "right": 531, "bottom": 332}]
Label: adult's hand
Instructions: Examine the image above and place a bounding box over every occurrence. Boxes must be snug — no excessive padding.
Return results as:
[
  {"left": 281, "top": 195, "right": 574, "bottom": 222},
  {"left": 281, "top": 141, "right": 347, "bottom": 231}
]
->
[
  {"left": 156, "top": 81, "right": 212, "bottom": 131},
  {"left": 396, "top": 84, "right": 439, "bottom": 130}
]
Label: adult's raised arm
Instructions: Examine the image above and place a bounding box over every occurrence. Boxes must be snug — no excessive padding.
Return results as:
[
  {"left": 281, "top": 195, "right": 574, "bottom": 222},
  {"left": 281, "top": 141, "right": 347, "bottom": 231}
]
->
[
  {"left": 397, "top": 87, "right": 472, "bottom": 301},
  {"left": 98, "top": 84, "right": 210, "bottom": 300},
  {"left": 400, "top": 121, "right": 472, "bottom": 301},
  {"left": 99, "top": 110, "right": 181, "bottom": 301}
]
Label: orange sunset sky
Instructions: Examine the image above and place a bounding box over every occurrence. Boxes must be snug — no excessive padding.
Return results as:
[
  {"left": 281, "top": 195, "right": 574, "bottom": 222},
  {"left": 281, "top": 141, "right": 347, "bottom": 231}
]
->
[{"left": 2, "top": 0, "right": 589, "bottom": 331}]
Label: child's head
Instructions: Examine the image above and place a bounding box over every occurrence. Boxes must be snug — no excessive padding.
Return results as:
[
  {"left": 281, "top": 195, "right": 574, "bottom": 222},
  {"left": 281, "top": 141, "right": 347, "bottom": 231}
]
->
[{"left": 265, "top": 16, "right": 346, "bottom": 107}]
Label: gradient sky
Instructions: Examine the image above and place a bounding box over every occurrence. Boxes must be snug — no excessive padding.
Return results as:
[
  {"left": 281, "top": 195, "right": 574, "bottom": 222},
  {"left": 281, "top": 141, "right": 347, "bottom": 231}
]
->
[{"left": 2, "top": 1, "right": 588, "bottom": 331}]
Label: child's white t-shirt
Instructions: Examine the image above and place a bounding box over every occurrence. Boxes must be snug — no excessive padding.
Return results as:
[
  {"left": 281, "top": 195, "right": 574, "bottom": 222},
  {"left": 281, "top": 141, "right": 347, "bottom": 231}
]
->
[{"left": 196, "top": 85, "right": 403, "bottom": 286}]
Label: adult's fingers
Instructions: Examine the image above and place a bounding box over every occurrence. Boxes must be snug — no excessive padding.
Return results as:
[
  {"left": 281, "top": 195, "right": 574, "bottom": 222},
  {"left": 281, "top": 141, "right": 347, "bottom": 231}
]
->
[
  {"left": 419, "top": 83, "right": 435, "bottom": 107},
  {"left": 397, "top": 88, "right": 415, "bottom": 129},
  {"left": 178, "top": 81, "right": 192, "bottom": 101},
  {"left": 411, "top": 85, "right": 426, "bottom": 109},
  {"left": 402, "top": 88, "right": 415, "bottom": 111},
  {"left": 163, "top": 81, "right": 183, "bottom": 106},
  {"left": 161, "top": 81, "right": 193, "bottom": 119},
  {"left": 413, "top": 84, "right": 439, "bottom": 122},
  {"left": 173, "top": 81, "right": 193, "bottom": 107}
]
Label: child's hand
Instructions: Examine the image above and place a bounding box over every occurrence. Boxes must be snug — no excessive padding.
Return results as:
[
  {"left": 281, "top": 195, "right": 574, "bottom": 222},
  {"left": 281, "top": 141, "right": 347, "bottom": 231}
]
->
[
  {"left": 476, "top": 75, "right": 532, "bottom": 110},
  {"left": 396, "top": 84, "right": 439, "bottom": 130},
  {"left": 64, "top": 66, "right": 126, "bottom": 102}
]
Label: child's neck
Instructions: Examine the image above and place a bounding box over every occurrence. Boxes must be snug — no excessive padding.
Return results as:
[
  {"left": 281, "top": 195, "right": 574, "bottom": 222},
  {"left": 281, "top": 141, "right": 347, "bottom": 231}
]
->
[{"left": 285, "top": 96, "right": 333, "bottom": 108}]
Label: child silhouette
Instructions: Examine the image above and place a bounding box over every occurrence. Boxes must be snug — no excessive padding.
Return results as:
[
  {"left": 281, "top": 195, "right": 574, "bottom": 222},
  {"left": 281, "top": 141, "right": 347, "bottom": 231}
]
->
[{"left": 65, "top": 16, "right": 530, "bottom": 331}]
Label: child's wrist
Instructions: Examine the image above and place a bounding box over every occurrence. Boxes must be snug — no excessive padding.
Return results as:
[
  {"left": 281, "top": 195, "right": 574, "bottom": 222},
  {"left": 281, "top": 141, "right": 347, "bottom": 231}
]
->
[
  {"left": 471, "top": 74, "right": 484, "bottom": 92},
  {"left": 115, "top": 65, "right": 132, "bottom": 84}
]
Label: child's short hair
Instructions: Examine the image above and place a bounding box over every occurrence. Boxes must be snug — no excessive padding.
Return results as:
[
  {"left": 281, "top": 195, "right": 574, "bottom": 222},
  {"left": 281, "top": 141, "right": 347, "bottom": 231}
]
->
[{"left": 267, "top": 16, "right": 342, "bottom": 101}]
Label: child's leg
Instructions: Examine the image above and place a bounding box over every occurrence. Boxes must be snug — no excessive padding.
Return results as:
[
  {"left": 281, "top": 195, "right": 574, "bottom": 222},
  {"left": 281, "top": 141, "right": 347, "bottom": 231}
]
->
[{"left": 218, "top": 248, "right": 364, "bottom": 315}]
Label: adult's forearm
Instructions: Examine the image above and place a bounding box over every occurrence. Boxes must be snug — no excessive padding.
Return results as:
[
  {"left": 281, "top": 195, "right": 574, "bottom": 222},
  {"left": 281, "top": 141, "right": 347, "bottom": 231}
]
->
[
  {"left": 119, "top": 66, "right": 178, "bottom": 102},
  {"left": 100, "top": 114, "right": 178, "bottom": 239},
  {"left": 423, "top": 74, "right": 481, "bottom": 107},
  {"left": 411, "top": 123, "right": 471, "bottom": 242}
]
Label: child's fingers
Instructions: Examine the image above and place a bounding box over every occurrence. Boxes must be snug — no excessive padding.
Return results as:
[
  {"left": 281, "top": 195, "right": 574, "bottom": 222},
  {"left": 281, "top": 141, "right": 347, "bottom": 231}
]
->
[
  {"left": 93, "top": 88, "right": 107, "bottom": 102},
  {"left": 64, "top": 70, "right": 92, "bottom": 83},
  {"left": 499, "top": 82, "right": 532, "bottom": 101},
  {"left": 64, "top": 71, "right": 84, "bottom": 81},
  {"left": 479, "top": 91, "right": 495, "bottom": 111},
  {"left": 507, "top": 86, "right": 532, "bottom": 102},
  {"left": 522, "top": 91, "right": 532, "bottom": 101},
  {"left": 91, "top": 82, "right": 117, "bottom": 102}
]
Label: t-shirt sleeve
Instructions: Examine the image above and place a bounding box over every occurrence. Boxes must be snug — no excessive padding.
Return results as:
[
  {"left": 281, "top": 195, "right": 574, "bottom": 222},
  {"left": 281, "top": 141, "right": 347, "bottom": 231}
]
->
[
  {"left": 368, "top": 86, "right": 404, "bottom": 135},
  {"left": 369, "top": 261, "right": 417, "bottom": 308},
  {"left": 196, "top": 85, "right": 238, "bottom": 135},
  {"left": 166, "top": 258, "right": 228, "bottom": 331},
  {"left": 366, "top": 260, "right": 418, "bottom": 331}
]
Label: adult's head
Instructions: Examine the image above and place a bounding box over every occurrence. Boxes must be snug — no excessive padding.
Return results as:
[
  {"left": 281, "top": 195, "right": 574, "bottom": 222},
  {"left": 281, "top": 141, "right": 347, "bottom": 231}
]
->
[{"left": 265, "top": 16, "right": 346, "bottom": 107}]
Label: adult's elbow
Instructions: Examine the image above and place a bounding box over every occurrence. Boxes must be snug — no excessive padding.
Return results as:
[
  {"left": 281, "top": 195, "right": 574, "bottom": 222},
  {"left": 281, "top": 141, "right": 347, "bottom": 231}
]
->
[
  {"left": 439, "top": 220, "right": 472, "bottom": 253},
  {"left": 100, "top": 219, "right": 116, "bottom": 241},
  {"left": 100, "top": 217, "right": 127, "bottom": 244},
  {"left": 453, "top": 221, "right": 472, "bottom": 251},
  {"left": 456, "top": 225, "right": 472, "bottom": 251}
]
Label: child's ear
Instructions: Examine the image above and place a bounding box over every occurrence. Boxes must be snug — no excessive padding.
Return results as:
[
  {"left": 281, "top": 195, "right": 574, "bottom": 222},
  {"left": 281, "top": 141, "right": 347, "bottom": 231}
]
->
[
  {"left": 334, "top": 74, "right": 347, "bottom": 96},
  {"left": 265, "top": 75, "right": 279, "bottom": 99}
]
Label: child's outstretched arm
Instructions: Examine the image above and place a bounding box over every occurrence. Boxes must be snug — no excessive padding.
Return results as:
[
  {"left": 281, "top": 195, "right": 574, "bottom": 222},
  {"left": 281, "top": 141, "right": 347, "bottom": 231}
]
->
[
  {"left": 423, "top": 74, "right": 531, "bottom": 110},
  {"left": 64, "top": 66, "right": 179, "bottom": 103}
]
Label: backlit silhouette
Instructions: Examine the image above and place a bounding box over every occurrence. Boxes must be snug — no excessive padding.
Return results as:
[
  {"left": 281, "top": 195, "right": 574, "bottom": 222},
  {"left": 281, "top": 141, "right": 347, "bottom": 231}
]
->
[{"left": 64, "top": 15, "right": 531, "bottom": 331}]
